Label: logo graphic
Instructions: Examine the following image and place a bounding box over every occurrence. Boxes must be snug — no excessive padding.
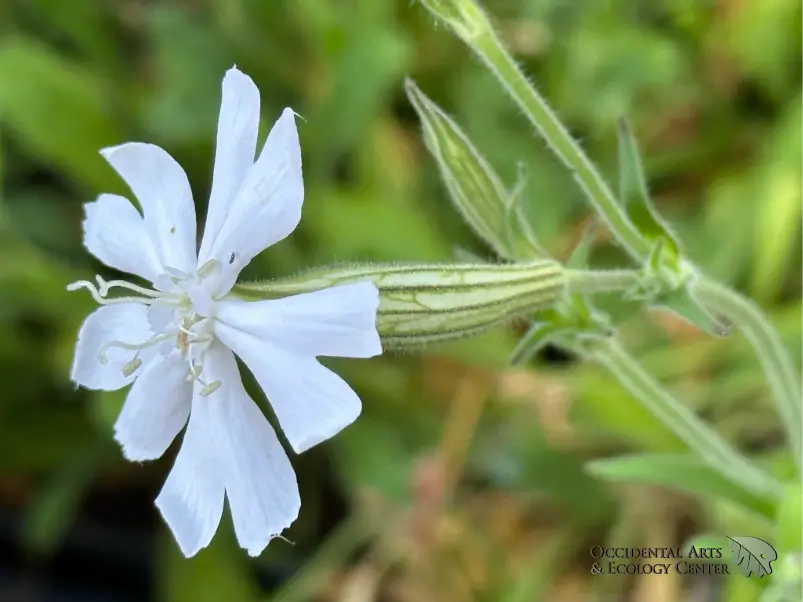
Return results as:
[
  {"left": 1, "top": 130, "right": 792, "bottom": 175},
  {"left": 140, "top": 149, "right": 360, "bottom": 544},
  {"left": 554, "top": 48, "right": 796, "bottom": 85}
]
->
[{"left": 727, "top": 536, "right": 777, "bottom": 578}]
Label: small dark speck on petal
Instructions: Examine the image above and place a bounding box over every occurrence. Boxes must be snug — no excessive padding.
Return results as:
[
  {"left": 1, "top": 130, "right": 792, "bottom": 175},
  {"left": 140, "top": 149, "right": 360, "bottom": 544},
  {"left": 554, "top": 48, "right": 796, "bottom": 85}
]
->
[
  {"left": 228, "top": 253, "right": 236, "bottom": 264},
  {"left": 169, "top": 226, "right": 176, "bottom": 234}
]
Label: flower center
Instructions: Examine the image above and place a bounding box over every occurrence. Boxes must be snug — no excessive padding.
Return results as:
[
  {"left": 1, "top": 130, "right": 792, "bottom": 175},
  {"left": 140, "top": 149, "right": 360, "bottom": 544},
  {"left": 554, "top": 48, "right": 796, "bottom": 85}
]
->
[{"left": 68, "top": 260, "right": 225, "bottom": 395}]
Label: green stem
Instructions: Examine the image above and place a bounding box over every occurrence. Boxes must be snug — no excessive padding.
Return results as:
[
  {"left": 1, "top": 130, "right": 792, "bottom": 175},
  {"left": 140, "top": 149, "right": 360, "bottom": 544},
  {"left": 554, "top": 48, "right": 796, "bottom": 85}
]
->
[
  {"left": 693, "top": 278, "right": 802, "bottom": 474},
  {"left": 445, "top": 1, "right": 801, "bottom": 478},
  {"left": 565, "top": 268, "right": 640, "bottom": 296},
  {"left": 470, "top": 29, "right": 650, "bottom": 259},
  {"left": 580, "top": 338, "right": 783, "bottom": 503}
]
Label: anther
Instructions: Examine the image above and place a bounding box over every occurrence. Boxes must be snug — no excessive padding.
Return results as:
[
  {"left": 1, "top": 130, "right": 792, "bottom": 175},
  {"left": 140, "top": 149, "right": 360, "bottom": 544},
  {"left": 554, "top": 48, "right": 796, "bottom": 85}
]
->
[
  {"left": 197, "top": 259, "right": 221, "bottom": 280},
  {"left": 122, "top": 357, "right": 143, "bottom": 377},
  {"left": 200, "top": 380, "right": 222, "bottom": 396}
]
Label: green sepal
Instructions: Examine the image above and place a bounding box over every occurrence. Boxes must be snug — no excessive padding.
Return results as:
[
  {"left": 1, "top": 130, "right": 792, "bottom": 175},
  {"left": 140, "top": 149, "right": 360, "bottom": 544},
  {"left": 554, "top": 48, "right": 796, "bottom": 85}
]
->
[{"left": 655, "top": 284, "right": 732, "bottom": 337}]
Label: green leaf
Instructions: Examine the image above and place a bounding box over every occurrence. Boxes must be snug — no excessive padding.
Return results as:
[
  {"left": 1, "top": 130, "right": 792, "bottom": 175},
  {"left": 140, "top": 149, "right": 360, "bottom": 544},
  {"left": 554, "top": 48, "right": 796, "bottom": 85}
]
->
[
  {"left": 616, "top": 118, "right": 681, "bottom": 268},
  {"left": 566, "top": 221, "right": 598, "bottom": 270},
  {"left": 776, "top": 483, "right": 802, "bottom": 553},
  {"left": 306, "top": 27, "right": 411, "bottom": 175},
  {"left": 145, "top": 5, "right": 233, "bottom": 142},
  {"left": 157, "top": 525, "right": 258, "bottom": 602},
  {"left": 405, "top": 78, "right": 544, "bottom": 260},
  {"left": 88, "top": 389, "right": 126, "bottom": 433},
  {"left": 682, "top": 533, "right": 729, "bottom": 552},
  {"left": 586, "top": 454, "right": 775, "bottom": 518},
  {"left": 749, "top": 98, "right": 802, "bottom": 302},
  {"left": 0, "top": 36, "right": 122, "bottom": 190},
  {"left": 333, "top": 415, "right": 413, "bottom": 501},
  {"left": 499, "top": 527, "right": 580, "bottom": 602},
  {"left": 453, "top": 246, "right": 486, "bottom": 263},
  {"left": 24, "top": 445, "right": 103, "bottom": 557},
  {"left": 571, "top": 374, "right": 687, "bottom": 453}
]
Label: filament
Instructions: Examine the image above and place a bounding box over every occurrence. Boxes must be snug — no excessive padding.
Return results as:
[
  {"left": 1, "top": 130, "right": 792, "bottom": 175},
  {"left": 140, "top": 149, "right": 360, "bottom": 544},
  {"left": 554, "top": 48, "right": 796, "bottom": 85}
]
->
[{"left": 98, "top": 333, "right": 172, "bottom": 364}]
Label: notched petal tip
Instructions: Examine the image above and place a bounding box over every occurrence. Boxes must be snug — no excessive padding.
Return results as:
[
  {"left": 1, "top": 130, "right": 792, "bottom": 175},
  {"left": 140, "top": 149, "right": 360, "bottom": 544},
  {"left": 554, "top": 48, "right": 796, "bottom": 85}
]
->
[
  {"left": 245, "top": 531, "right": 294, "bottom": 557},
  {"left": 260, "top": 105, "right": 304, "bottom": 187},
  {"left": 284, "top": 107, "right": 306, "bottom": 123},
  {"left": 275, "top": 107, "right": 302, "bottom": 132}
]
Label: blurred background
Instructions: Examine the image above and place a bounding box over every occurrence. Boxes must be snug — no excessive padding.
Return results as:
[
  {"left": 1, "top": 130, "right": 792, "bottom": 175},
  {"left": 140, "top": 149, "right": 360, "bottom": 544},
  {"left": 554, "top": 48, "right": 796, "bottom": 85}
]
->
[{"left": 0, "top": 0, "right": 800, "bottom": 600}]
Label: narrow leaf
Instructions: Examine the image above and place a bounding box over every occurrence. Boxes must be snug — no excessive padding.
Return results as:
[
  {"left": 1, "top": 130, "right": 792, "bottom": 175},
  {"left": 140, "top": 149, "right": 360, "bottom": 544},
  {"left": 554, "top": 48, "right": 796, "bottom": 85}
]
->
[
  {"left": 776, "top": 483, "right": 802, "bottom": 553},
  {"left": 0, "top": 36, "right": 122, "bottom": 190},
  {"left": 617, "top": 118, "right": 681, "bottom": 267},
  {"left": 587, "top": 454, "right": 775, "bottom": 518},
  {"left": 567, "top": 221, "right": 598, "bottom": 269},
  {"left": 24, "top": 444, "right": 104, "bottom": 557}
]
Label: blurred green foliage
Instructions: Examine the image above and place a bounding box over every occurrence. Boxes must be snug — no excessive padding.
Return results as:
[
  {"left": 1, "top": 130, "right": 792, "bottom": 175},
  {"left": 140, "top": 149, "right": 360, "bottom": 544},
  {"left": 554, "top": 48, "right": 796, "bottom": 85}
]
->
[{"left": 0, "top": 0, "right": 800, "bottom": 600}]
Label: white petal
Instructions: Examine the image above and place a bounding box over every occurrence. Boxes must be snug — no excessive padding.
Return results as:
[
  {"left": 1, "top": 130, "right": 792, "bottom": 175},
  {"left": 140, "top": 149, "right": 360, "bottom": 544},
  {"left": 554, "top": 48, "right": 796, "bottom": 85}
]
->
[
  {"left": 100, "top": 142, "right": 197, "bottom": 274},
  {"left": 155, "top": 394, "right": 225, "bottom": 558},
  {"left": 215, "top": 325, "right": 363, "bottom": 454},
  {"left": 201, "top": 108, "right": 304, "bottom": 295},
  {"left": 113, "top": 351, "right": 192, "bottom": 462},
  {"left": 83, "top": 194, "right": 163, "bottom": 283},
  {"left": 216, "top": 281, "right": 381, "bottom": 358},
  {"left": 71, "top": 304, "right": 156, "bottom": 391},
  {"left": 200, "top": 344, "right": 300, "bottom": 556},
  {"left": 198, "top": 67, "right": 260, "bottom": 263}
]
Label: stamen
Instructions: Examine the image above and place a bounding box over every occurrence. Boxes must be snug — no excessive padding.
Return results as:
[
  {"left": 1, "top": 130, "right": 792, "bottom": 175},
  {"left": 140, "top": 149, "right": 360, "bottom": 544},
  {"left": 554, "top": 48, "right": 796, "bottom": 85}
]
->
[
  {"left": 186, "top": 362, "right": 203, "bottom": 382},
  {"left": 200, "top": 380, "right": 221, "bottom": 396},
  {"left": 98, "top": 333, "right": 172, "bottom": 364},
  {"left": 197, "top": 259, "right": 221, "bottom": 280},
  {"left": 122, "top": 357, "right": 143, "bottom": 377},
  {"left": 177, "top": 316, "right": 203, "bottom": 336},
  {"left": 186, "top": 359, "right": 220, "bottom": 396},
  {"left": 165, "top": 267, "right": 190, "bottom": 279}
]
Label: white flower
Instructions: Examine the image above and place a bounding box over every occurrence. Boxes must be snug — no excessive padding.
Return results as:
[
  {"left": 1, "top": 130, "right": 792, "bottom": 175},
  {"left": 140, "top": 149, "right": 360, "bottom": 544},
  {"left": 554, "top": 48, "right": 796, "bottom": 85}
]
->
[{"left": 69, "top": 67, "right": 382, "bottom": 558}]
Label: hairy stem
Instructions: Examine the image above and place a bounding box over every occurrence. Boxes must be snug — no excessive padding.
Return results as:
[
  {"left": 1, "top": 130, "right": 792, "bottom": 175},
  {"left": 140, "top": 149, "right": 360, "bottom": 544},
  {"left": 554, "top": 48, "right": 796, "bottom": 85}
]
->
[
  {"left": 470, "top": 29, "right": 650, "bottom": 259},
  {"left": 693, "top": 278, "right": 802, "bottom": 473},
  {"left": 447, "top": 1, "right": 801, "bottom": 477},
  {"left": 578, "top": 338, "right": 784, "bottom": 504},
  {"left": 565, "top": 268, "right": 641, "bottom": 296}
]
